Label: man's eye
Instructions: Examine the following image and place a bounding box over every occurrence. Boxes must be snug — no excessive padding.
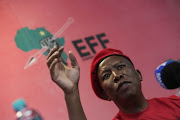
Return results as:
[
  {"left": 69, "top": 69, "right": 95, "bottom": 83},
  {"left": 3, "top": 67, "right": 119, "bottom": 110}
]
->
[
  {"left": 103, "top": 74, "right": 110, "bottom": 80},
  {"left": 117, "top": 65, "right": 125, "bottom": 70}
]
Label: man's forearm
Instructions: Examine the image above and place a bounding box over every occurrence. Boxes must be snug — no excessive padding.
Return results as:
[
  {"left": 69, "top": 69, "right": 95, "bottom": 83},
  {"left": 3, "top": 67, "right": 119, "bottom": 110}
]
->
[{"left": 65, "top": 89, "right": 87, "bottom": 120}]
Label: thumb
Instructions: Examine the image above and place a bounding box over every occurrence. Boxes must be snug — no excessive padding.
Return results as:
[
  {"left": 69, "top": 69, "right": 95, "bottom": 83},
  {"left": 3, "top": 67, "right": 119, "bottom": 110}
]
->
[{"left": 69, "top": 51, "right": 79, "bottom": 69}]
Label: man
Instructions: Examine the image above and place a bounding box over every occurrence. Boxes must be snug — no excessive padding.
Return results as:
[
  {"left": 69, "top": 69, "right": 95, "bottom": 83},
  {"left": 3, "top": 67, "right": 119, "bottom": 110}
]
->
[{"left": 47, "top": 46, "right": 180, "bottom": 120}]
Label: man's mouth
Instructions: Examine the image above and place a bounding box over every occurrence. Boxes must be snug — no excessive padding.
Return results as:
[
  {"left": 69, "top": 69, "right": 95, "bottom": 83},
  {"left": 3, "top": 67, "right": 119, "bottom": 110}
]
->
[{"left": 117, "top": 81, "right": 131, "bottom": 92}]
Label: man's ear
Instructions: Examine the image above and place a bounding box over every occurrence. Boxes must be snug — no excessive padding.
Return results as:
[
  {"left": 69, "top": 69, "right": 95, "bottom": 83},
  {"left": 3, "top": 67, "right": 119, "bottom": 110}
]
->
[{"left": 136, "top": 69, "right": 142, "bottom": 81}]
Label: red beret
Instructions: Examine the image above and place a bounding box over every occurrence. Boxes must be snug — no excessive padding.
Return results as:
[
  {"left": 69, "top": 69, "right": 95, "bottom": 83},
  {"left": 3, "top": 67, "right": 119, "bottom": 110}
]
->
[{"left": 90, "top": 48, "right": 133, "bottom": 100}]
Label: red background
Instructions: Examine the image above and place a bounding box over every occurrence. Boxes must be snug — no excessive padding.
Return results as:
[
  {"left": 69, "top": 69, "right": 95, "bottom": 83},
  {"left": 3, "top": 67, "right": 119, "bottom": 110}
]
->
[{"left": 0, "top": 0, "right": 180, "bottom": 120}]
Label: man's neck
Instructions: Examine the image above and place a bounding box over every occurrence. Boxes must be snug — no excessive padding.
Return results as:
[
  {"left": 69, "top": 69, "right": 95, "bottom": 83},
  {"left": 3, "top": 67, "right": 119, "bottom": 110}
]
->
[{"left": 114, "top": 94, "right": 148, "bottom": 113}]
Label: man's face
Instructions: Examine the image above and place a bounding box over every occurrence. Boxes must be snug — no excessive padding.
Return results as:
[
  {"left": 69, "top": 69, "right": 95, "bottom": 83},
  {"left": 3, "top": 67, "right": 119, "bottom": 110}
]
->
[{"left": 97, "top": 55, "right": 142, "bottom": 101}]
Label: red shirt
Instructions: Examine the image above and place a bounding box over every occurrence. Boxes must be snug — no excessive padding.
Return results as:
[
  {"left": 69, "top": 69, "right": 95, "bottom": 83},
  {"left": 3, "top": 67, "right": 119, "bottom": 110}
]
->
[{"left": 113, "top": 95, "right": 180, "bottom": 120}]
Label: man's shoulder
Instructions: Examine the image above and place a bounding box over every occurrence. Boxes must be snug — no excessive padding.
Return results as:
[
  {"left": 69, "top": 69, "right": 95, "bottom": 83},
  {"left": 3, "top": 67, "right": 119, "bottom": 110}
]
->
[
  {"left": 148, "top": 95, "right": 180, "bottom": 101},
  {"left": 147, "top": 95, "right": 180, "bottom": 107}
]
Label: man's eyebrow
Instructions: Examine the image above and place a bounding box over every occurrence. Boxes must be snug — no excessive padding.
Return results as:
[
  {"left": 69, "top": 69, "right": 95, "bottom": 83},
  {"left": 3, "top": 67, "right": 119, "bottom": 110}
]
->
[
  {"left": 112, "top": 62, "right": 124, "bottom": 67},
  {"left": 100, "top": 67, "right": 110, "bottom": 75},
  {"left": 100, "top": 61, "right": 124, "bottom": 74}
]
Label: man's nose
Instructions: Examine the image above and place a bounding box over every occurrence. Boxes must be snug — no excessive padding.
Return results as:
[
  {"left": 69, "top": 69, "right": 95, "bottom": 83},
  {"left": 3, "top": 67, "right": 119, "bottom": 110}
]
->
[{"left": 112, "top": 71, "right": 124, "bottom": 83}]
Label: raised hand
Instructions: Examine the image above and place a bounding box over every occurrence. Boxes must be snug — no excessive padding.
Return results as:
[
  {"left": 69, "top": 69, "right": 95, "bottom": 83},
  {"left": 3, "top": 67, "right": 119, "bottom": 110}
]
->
[{"left": 47, "top": 46, "right": 80, "bottom": 94}]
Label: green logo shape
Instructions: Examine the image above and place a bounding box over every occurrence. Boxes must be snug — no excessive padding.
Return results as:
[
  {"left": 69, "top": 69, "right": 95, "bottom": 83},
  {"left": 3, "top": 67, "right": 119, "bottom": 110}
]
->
[{"left": 15, "top": 27, "right": 68, "bottom": 65}]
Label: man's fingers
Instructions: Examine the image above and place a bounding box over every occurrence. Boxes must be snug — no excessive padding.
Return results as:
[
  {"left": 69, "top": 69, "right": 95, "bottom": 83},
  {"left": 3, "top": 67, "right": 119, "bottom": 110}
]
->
[
  {"left": 47, "top": 46, "right": 64, "bottom": 68},
  {"left": 49, "top": 58, "right": 65, "bottom": 81},
  {"left": 69, "top": 51, "right": 79, "bottom": 69},
  {"left": 47, "top": 46, "right": 57, "bottom": 60},
  {"left": 47, "top": 51, "right": 60, "bottom": 68},
  {"left": 49, "top": 58, "right": 58, "bottom": 73},
  {"left": 58, "top": 46, "right": 64, "bottom": 57}
]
